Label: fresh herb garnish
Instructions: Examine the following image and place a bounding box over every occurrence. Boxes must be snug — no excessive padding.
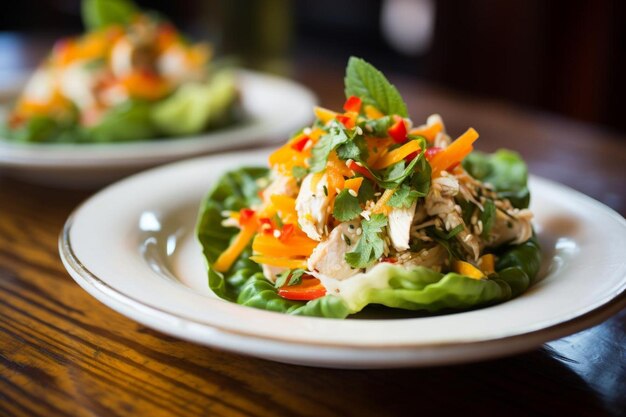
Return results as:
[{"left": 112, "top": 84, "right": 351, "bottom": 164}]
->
[
  {"left": 336, "top": 135, "right": 369, "bottom": 162},
  {"left": 344, "top": 57, "right": 408, "bottom": 117},
  {"left": 309, "top": 121, "right": 351, "bottom": 172},
  {"left": 333, "top": 189, "right": 362, "bottom": 221},
  {"left": 345, "top": 214, "right": 388, "bottom": 268},
  {"left": 388, "top": 183, "right": 419, "bottom": 208},
  {"left": 274, "top": 268, "right": 306, "bottom": 288},
  {"left": 357, "top": 178, "right": 375, "bottom": 204}
]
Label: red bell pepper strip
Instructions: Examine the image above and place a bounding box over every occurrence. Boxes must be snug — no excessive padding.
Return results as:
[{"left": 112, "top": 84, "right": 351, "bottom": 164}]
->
[
  {"left": 425, "top": 147, "right": 443, "bottom": 161},
  {"left": 343, "top": 96, "right": 362, "bottom": 113},
  {"left": 388, "top": 116, "right": 407, "bottom": 143},
  {"left": 279, "top": 223, "right": 295, "bottom": 242},
  {"left": 336, "top": 114, "right": 356, "bottom": 129},
  {"left": 278, "top": 276, "right": 327, "bottom": 301},
  {"left": 290, "top": 134, "right": 310, "bottom": 152}
]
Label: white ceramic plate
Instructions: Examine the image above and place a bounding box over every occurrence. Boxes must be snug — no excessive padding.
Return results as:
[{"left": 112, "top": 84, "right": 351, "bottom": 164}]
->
[
  {"left": 59, "top": 150, "right": 626, "bottom": 368},
  {"left": 0, "top": 71, "right": 316, "bottom": 187}
]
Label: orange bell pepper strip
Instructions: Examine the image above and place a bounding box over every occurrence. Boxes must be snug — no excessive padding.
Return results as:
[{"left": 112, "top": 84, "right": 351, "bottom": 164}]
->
[
  {"left": 252, "top": 234, "right": 318, "bottom": 258},
  {"left": 344, "top": 177, "right": 363, "bottom": 193},
  {"left": 249, "top": 256, "right": 307, "bottom": 269},
  {"left": 213, "top": 215, "right": 258, "bottom": 273},
  {"left": 429, "top": 128, "right": 479, "bottom": 176},
  {"left": 364, "top": 105, "right": 384, "bottom": 119},
  {"left": 372, "top": 140, "right": 421, "bottom": 170},
  {"left": 314, "top": 106, "right": 338, "bottom": 124},
  {"left": 278, "top": 277, "right": 326, "bottom": 301},
  {"left": 410, "top": 120, "right": 444, "bottom": 142}
]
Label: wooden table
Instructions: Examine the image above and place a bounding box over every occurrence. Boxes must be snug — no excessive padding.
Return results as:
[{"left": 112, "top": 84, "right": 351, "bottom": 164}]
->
[{"left": 1, "top": 46, "right": 625, "bottom": 417}]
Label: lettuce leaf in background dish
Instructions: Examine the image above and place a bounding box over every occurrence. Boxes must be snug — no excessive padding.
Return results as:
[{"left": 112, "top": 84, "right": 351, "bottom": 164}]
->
[
  {"left": 196, "top": 158, "right": 541, "bottom": 319},
  {"left": 87, "top": 100, "right": 157, "bottom": 142},
  {"left": 152, "top": 70, "right": 239, "bottom": 136},
  {"left": 463, "top": 149, "right": 530, "bottom": 209}
]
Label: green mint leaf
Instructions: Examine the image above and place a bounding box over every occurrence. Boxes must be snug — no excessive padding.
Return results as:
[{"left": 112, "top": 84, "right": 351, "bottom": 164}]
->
[
  {"left": 309, "top": 121, "right": 351, "bottom": 172},
  {"left": 387, "top": 183, "right": 419, "bottom": 208},
  {"left": 82, "top": 0, "right": 137, "bottom": 31},
  {"left": 345, "top": 213, "right": 388, "bottom": 268},
  {"left": 344, "top": 57, "right": 408, "bottom": 117},
  {"left": 333, "top": 189, "right": 362, "bottom": 221},
  {"left": 480, "top": 199, "right": 496, "bottom": 238},
  {"left": 292, "top": 166, "right": 308, "bottom": 180}
]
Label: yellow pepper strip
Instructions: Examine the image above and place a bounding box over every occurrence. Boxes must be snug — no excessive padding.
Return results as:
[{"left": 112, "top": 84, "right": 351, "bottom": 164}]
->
[
  {"left": 344, "top": 177, "right": 363, "bottom": 193},
  {"left": 270, "top": 195, "right": 298, "bottom": 224},
  {"left": 410, "top": 120, "right": 444, "bottom": 142},
  {"left": 478, "top": 254, "right": 495, "bottom": 274},
  {"left": 314, "top": 106, "right": 338, "bottom": 124},
  {"left": 429, "top": 128, "right": 479, "bottom": 177},
  {"left": 372, "top": 140, "right": 421, "bottom": 170},
  {"left": 453, "top": 260, "right": 485, "bottom": 279},
  {"left": 213, "top": 220, "right": 258, "bottom": 273},
  {"left": 253, "top": 234, "right": 319, "bottom": 258},
  {"left": 327, "top": 152, "right": 354, "bottom": 177},
  {"left": 249, "top": 256, "right": 307, "bottom": 269},
  {"left": 372, "top": 188, "right": 395, "bottom": 214},
  {"left": 268, "top": 144, "right": 308, "bottom": 174},
  {"left": 364, "top": 105, "right": 385, "bottom": 119}
]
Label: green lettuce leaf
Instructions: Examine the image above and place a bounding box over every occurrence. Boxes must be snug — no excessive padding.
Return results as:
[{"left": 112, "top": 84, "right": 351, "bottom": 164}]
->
[
  {"left": 151, "top": 70, "right": 239, "bottom": 136},
  {"left": 87, "top": 100, "right": 157, "bottom": 142},
  {"left": 463, "top": 150, "right": 530, "bottom": 208},
  {"left": 197, "top": 164, "right": 540, "bottom": 319}
]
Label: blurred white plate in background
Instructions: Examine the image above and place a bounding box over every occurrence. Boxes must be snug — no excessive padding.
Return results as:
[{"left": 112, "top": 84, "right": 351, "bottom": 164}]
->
[{"left": 0, "top": 70, "right": 316, "bottom": 187}]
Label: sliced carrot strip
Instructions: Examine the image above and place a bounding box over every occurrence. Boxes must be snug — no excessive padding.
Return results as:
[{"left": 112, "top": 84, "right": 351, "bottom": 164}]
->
[
  {"left": 429, "top": 128, "right": 479, "bottom": 176},
  {"left": 453, "top": 260, "right": 485, "bottom": 279},
  {"left": 410, "top": 120, "right": 443, "bottom": 142},
  {"left": 253, "top": 234, "right": 318, "bottom": 258},
  {"left": 372, "top": 140, "right": 421, "bottom": 169}
]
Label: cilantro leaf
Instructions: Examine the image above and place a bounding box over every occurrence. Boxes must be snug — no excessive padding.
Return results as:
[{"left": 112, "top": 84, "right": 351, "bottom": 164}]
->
[
  {"left": 336, "top": 135, "right": 369, "bottom": 162},
  {"left": 274, "top": 268, "right": 306, "bottom": 288},
  {"left": 345, "top": 214, "right": 388, "bottom": 268},
  {"left": 333, "top": 189, "right": 361, "bottom": 221},
  {"left": 480, "top": 199, "right": 496, "bottom": 238},
  {"left": 410, "top": 156, "right": 431, "bottom": 196},
  {"left": 388, "top": 183, "right": 419, "bottom": 208},
  {"left": 309, "top": 121, "right": 351, "bottom": 172},
  {"left": 345, "top": 57, "right": 408, "bottom": 117}
]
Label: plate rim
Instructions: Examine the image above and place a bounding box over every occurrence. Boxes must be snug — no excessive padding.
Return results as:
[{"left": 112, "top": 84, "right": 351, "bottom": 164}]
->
[{"left": 58, "top": 153, "right": 626, "bottom": 354}]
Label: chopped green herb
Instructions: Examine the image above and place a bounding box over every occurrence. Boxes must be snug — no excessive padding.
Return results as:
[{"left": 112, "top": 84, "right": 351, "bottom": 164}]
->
[
  {"left": 345, "top": 214, "right": 388, "bottom": 268},
  {"left": 333, "top": 189, "right": 362, "bottom": 221},
  {"left": 323, "top": 185, "right": 328, "bottom": 196},
  {"left": 274, "top": 268, "right": 306, "bottom": 288},
  {"left": 388, "top": 183, "right": 419, "bottom": 208},
  {"left": 292, "top": 166, "right": 308, "bottom": 180},
  {"left": 480, "top": 199, "right": 496, "bottom": 238}
]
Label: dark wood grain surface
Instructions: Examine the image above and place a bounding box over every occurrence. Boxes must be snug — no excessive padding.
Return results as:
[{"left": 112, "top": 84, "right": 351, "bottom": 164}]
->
[{"left": 1, "top": 41, "right": 625, "bottom": 417}]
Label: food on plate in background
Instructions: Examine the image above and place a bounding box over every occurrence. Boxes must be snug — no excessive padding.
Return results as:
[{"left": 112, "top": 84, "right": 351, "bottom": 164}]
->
[{"left": 2, "top": 0, "right": 239, "bottom": 143}]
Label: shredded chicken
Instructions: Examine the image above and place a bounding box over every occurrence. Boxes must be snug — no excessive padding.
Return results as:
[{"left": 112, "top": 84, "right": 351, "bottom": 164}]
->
[
  {"left": 488, "top": 208, "right": 533, "bottom": 247},
  {"left": 387, "top": 201, "right": 417, "bottom": 252},
  {"left": 295, "top": 173, "right": 332, "bottom": 241},
  {"left": 307, "top": 220, "right": 361, "bottom": 280}
]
